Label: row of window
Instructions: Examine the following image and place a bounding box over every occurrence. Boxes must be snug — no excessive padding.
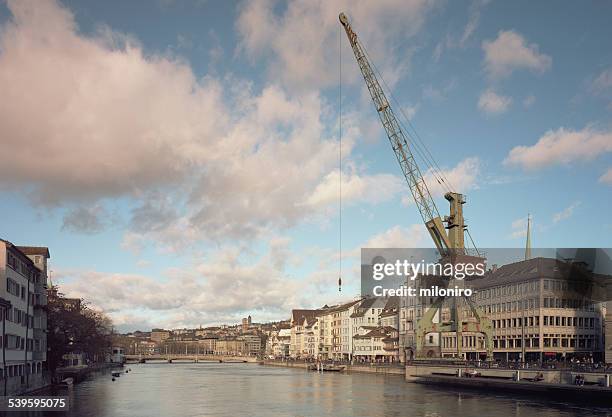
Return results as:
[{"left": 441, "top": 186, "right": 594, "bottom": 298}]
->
[
  {"left": 542, "top": 316, "right": 599, "bottom": 328},
  {"left": 2, "top": 334, "right": 34, "bottom": 350},
  {"left": 6, "top": 252, "right": 40, "bottom": 282},
  {"left": 491, "top": 315, "right": 599, "bottom": 329},
  {"left": 493, "top": 316, "right": 539, "bottom": 328},
  {"left": 0, "top": 362, "right": 44, "bottom": 379},
  {"left": 354, "top": 345, "right": 383, "bottom": 351},
  {"left": 543, "top": 279, "right": 592, "bottom": 293},
  {"left": 2, "top": 307, "right": 34, "bottom": 328},
  {"left": 478, "top": 281, "right": 538, "bottom": 299},
  {"left": 493, "top": 338, "right": 540, "bottom": 348},
  {"left": 542, "top": 297, "right": 596, "bottom": 311},
  {"left": 481, "top": 298, "right": 597, "bottom": 314}
]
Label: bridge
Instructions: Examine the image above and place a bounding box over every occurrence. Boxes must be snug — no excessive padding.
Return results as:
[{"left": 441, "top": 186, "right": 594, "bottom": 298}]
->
[{"left": 124, "top": 354, "right": 259, "bottom": 363}]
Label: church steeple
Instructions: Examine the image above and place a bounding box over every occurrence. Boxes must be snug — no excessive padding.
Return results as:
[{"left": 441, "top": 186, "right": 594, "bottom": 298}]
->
[{"left": 525, "top": 214, "right": 532, "bottom": 261}]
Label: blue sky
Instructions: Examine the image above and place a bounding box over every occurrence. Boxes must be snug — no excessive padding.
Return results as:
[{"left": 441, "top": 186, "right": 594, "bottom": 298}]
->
[{"left": 0, "top": 0, "right": 610, "bottom": 331}]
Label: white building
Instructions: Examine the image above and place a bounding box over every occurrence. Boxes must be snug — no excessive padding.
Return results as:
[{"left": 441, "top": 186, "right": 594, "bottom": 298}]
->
[
  {"left": 353, "top": 326, "right": 399, "bottom": 363},
  {"left": 0, "top": 239, "right": 49, "bottom": 395},
  {"left": 289, "top": 310, "right": 318, "bottom": 358}
]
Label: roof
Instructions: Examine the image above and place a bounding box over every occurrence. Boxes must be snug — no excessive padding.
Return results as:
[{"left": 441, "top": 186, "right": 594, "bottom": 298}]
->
[
  {"left": 468, "top": 257, "right": 609, "bottom": 293},
  {"left": 380, "top": 296, "right": 399, "bottom": 317},
  {"left": 16, "top": 246, "right": 50, "bottom": 258},
  {"left": 291, "top": 309, "right": 318, "bottom": 326},
  {"left": 350, "top": 297, "right": 383, "bottom": 317},
  {"left": 354, "top": 327, "right": 388, "bottom": 339}
]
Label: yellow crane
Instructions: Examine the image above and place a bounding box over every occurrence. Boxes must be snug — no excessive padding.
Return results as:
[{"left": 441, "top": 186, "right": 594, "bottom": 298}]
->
[{"left": 339, "top": 12, "right": 492, "bottom": 359}]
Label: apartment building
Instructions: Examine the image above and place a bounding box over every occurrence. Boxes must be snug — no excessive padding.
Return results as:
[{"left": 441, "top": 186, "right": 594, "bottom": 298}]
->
[
  {"left": 331, "top": 299, "right": 362, "bottom": 360},
  {"left": 289, "top": 309, "right": 318, "bottom": 358},
  {"left": 468, "top": 257, "right": 606, "bottom": 362},
  {"left": 0, "top": 239, "right": 49, "bottom": 395},
  {"left": 379, "top": 296, "right": 399, "bottom": 329},
  {"left": 353, "top": 326, "right": 399, "bottom": 363},
  {"left": 266, "top": 328, "right": 290, "bottom": 358}
]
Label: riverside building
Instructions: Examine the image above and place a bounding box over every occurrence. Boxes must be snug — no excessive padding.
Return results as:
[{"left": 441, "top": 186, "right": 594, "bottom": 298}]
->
[{"left": 0, "top": 239, "right": 49, "bottom": 395}]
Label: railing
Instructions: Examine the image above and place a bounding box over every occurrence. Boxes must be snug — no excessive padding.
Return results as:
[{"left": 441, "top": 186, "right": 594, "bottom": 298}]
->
[{"left": 409, "top": 359, "right": 612, "bottom": 373}]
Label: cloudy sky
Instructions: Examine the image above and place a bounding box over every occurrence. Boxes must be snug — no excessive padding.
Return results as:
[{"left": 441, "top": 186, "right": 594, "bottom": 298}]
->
[{"left": 1, "top": 0, "right": 610, "bottom": 332}]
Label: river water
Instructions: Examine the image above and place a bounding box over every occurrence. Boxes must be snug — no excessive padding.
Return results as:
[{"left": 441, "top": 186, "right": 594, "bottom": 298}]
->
[{"left": 37, "top": 363, "right": 612, "bottom": 417}]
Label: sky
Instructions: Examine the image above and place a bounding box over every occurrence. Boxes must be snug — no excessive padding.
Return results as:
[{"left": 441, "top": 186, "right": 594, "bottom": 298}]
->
[{"left": 0, "top": 0, "right": 610, "bottom": 332}]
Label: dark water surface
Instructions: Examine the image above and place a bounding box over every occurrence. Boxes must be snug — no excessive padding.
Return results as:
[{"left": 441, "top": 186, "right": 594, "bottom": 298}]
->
[{"left": 29, "top": 363, "right": 612, "bottom": 417}]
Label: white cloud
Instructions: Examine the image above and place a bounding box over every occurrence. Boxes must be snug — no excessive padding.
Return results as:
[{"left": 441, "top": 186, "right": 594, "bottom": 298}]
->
[
  {"left": 362, "top": 224, "right": 428, "bottom": 248},
  {"left": 504, "top": 126, "right": 612, "bottom": 170},
  {"left": 509, "top": 216, "right": 528, "bottom": 239},
  {"left": 482, "top": 30, "right": 551, "bottom": 79},
  {"left": 236, "top": 0, "right": 435, "bottom": 90},
  {"left": 600, "top": 168, "right": 612, "bottom": 185},
  {"left": 432, "top": 0, "right": 490, "bottom": 62},
  {"left": 304, "top": 168, "right": 403, "bottom": 210},
  {"left": 460, "top": 0, "right": 490, "bottom": 46},
  {"left": 1, "top": 0, "right": 405, "bottom": 246},
  {"left": 523, "top": 94, "right": 536, "bottom": 108},
  {"left": 478, "top": 89, "right": 512, "bottom": 114},
  {"left": 56, "top": 242, "right": 325, "bottom": 330},
  {"left": 423, "top": 157, "right": 481, "bottom": 197},
  {"left": 553, "top": 201, "right": 581, "bottom": 223},
  {"left": 591, "top": 67, "right": 612, "bottom": 92}
]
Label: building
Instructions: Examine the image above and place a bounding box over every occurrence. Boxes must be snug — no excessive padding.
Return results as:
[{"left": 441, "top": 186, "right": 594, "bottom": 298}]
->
[
  {"left": 353, "top": 326, "right": 399, "bottom": 363},
  {"left": 289, "top": 310, "right": 319, "bottom": 358},
  {"left": 606, "top": 301, "right": 612, "bottom": 364},
  {"left": 151, "top": 329, "right": 171, "bottom": 343},
  {"left": 241, "top": 315, "right": 252, "bottom": 331},
  {"left": 379, "top": 296, "right": 399, "bottom": 329},
  {"left": 265, "top": 328, "right": 291, "bottom": 358},
  {"left": 467, "top": 257, "right": 606, "bottom": 362},
  {"left": 0, "top": 239, "right": 49, "bottom": 395},
  {"left": 242, "top": 334, "right": 262, "bottom": 356}
]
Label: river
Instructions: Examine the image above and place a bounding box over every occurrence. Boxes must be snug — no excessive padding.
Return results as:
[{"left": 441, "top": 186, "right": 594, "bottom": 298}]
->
[{"left": 34, "top": 363, "right": 612, "bottom": 417}]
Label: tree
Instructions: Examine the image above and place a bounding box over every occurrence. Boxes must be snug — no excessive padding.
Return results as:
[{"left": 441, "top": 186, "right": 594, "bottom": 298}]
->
[{"left": 46, "top": 286, "right": 113, "bottom": 374}]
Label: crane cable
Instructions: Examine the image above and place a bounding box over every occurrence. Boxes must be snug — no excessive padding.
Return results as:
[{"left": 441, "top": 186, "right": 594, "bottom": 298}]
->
[{"left": 338, "top": 26, "right": 342, "bottom": 292}]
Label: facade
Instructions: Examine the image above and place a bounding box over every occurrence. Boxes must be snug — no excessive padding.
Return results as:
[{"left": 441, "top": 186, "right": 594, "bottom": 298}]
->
[
  {"left": 289, "top": 310, "right": 318, "bottom": 358},
  {"left": 606, "top": 301, "right": 612, "bottom": 364},
  {"left": 151, "top": 329, "right": 171, "bottom": 343},
  {"left": 379, "top": 296, "right": 399, "bottom": 329},
  {"left": 0, "top": 240, "right": 49, "bottom": 395},
  {"left": 469, "top": 257, "right": 606, "bottom": 362},
  {"left": 353, "top": 326, "right": 399, "bottom": 363},
  {"left": 266, "top": 328, "right": 290, "bottom": 358},
  {"left": 399, "top": 257, "right": 607, "bottom": 362}
]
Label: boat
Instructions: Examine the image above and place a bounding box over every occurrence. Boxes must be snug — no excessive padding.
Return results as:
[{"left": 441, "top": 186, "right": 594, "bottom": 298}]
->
[
  {"left": 60, "top": 377, "right": 74, "bottom": 388},
  {"left": 308, "top": 363, "right": 345, "bottom": 372},
  {"left": 322, "top": 365, "right": 345, "bottom": 372}
]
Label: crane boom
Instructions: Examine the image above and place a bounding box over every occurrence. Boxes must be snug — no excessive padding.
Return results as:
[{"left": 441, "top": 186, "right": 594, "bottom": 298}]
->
[
  {"left": 339, "top": 12, "right": 455, "bottom": 255},
  {"left": 340, "top": 12, "right": 493, "bottom": 360}
]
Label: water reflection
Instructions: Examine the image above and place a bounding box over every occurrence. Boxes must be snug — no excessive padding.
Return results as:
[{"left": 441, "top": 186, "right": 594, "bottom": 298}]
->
[{"left": 21, "top": 363, "right": 612, "bottom": 417}]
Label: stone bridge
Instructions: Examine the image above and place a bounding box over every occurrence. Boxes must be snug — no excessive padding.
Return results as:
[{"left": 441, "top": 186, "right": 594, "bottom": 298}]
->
[{"left": 124, "top": 354, "right": 259, "bottom": 363}]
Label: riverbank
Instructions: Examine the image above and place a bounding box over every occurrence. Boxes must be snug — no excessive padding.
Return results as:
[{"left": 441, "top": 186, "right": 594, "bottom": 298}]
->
[
  {"left": 261, "top": 360, "right": 404, "bottom": 376},
  {"left": 262, "top": 360, "right": 612, "bottom": 405},
  {"left": 414, "top": 374, "right": 612, "bottom": 406}
]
